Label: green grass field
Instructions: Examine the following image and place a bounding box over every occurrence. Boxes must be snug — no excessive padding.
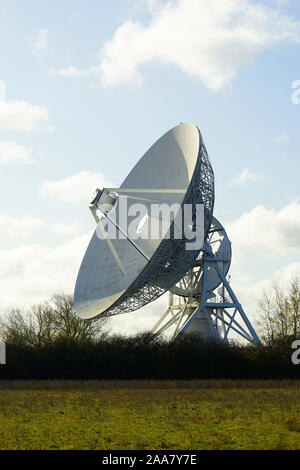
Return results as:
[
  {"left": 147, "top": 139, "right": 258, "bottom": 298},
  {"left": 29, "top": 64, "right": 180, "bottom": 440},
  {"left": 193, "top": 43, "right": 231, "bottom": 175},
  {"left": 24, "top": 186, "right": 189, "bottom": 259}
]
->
[{"left": 0, "top": 381, "right": 300, "bottom": 450}]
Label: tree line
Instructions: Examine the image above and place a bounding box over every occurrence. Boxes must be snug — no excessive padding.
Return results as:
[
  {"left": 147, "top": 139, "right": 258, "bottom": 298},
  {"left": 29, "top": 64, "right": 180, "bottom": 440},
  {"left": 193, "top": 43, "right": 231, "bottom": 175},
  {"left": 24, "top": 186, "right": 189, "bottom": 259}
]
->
[{"left": 0, "top": 279, "right": 299, "bottom": 380}]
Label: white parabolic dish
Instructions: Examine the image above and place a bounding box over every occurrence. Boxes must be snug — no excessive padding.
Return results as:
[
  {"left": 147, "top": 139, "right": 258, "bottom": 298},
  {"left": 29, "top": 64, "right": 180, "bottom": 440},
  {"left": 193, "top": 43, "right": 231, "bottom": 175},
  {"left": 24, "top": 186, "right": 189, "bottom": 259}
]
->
[{"left": 74, "top": 123, "right": 214, "bottom": 319}]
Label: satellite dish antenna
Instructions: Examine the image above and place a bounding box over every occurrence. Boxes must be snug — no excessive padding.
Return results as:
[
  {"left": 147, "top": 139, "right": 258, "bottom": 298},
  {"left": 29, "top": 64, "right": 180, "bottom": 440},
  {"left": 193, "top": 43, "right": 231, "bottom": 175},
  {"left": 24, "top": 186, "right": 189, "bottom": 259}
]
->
[
  {"left": 74, "top": 122, "right": 260, "bottom": 345},
  {"left": 74, "top": 123, "right": 214, "bottom": 320}
]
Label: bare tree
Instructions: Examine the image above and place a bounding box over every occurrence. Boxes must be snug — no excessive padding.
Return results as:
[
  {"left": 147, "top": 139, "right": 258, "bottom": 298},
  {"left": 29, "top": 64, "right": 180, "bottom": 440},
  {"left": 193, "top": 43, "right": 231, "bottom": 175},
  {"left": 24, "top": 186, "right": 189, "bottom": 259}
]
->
[
  {"left": 257, "top": 277, "right": 300, "bottom": 344},
  {"left": 288, "top": 277, "right": 300, "bottom": 337},
  {"left": 273, "top": 283, "right": 289, "bottom": 339},
  {"left": 50, "top": 293, "right": 106, "bottom": 341},
  {"left": 0, "top": 293, "right": 107, "bottom": 346},
  {"left": 0, "top": 308, "right": 40, "bottom": 347},
  {"left": 257, "top": 289, "right": 275, "bottom": 345}
]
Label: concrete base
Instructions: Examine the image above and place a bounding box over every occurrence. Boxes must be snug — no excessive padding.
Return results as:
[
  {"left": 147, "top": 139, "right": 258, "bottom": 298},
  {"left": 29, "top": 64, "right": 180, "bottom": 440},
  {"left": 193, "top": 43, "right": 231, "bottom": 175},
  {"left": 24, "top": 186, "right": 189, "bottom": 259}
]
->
[{"left": 183, "top": 310, "right": 217, "bottom": 340}]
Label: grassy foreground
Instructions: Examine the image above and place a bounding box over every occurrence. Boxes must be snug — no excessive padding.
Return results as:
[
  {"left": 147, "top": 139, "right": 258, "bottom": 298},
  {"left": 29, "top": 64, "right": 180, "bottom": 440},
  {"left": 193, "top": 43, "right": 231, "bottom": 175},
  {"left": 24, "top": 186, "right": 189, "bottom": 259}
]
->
[{"left": 0, "top": 381, "right": 300, "bottom": 450}]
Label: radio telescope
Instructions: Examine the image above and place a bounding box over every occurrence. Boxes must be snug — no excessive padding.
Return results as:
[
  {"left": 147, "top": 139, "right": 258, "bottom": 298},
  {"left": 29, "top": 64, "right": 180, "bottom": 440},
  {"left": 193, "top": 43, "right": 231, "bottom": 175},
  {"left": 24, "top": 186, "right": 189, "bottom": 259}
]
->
[{"left": 74, "top": 123, "right": 260, "bottom": 344}]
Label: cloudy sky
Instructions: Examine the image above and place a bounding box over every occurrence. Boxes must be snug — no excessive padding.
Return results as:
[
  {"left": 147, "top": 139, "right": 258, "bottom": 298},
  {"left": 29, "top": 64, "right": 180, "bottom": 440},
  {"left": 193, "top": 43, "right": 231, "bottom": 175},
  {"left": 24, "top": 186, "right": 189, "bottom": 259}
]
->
[{"left": 1, "top": 0, "right": 300, "bottom": 336}]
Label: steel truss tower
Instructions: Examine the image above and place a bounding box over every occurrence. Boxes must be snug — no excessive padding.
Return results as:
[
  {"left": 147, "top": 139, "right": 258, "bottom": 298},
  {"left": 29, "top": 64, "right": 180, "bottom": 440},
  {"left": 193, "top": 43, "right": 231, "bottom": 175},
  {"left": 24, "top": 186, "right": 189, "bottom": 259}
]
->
[{"left": 151, "top": 218, "right": 260, "bottom": 345}]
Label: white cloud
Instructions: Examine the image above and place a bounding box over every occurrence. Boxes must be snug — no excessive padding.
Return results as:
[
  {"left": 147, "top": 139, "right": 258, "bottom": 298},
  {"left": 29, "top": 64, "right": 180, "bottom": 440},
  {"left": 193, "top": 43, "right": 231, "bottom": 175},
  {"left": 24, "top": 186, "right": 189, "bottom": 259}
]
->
[
  {"left": 0, "top": 215, "right": 45, "bottom": 238},
  {"left": 49, "top": 66, "right": 95, "bottom": 78},
  {"left": 0, "top": 232, "right": 91, "bottom": 310},
  {"left": 275, "top": 262, "right": 300, "bottom": 284},
  {"left": 273, "top": 133, "right": 288, "bottom": 144},
  {"left": 97, "top": 0, "right": 300, "bottom": 89},
  {"left": 50, "top": 222, "right": 80, "bottom": 236},
  {"left": 272, "top": 0, "right": 290, "bottom": 7},
  {"left": 0, "top": 81, "right": 6, "bottom": 101},
  {"left": 41, "top": 171, "right": 114, "bottom": 203},
  {"left": 0, "top": 214, "right": 80, "bottom": 238},
  {"left": 31, "top": 28, "right": 49, "bottom": 53},
  {"left": 226, "top": 202, "right": 300, "bottom": 255},
  {"left": 0, "top": 98, "right": 51, "bottom": 132},
  {"left": 0, "top": 141, "right": 33, "bottom": 164},
  {"left": 147, "top": 0, "right": 164, "bottom": 13},
  {"left": 228, "top": 168, "right": 263, "bottom": 187}
]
